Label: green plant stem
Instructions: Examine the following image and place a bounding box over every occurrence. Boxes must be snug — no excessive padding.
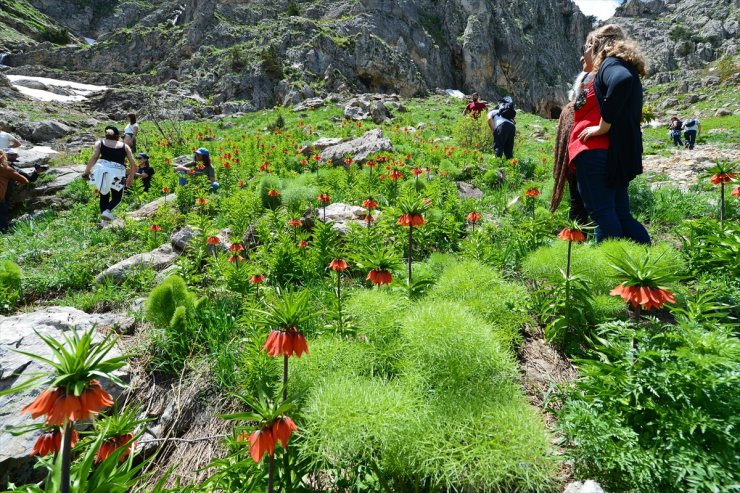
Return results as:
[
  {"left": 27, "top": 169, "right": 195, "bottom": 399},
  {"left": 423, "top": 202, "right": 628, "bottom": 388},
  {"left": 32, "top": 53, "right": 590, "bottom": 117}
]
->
[
  {"left": 415, "top": 175, "right": 419, "bottom": 192},
  {"left": 336, "top": 273, "right": 343, "bottom": 331},
  {"left": 566, "top": 240, "right": 572, "bottom": 278},
  {"left": 369, "top": 460, "right": 392, "bottom": 493},
  {"left": 282, "top": 355, "right": 288, "bottom": 403},
  {"left": 322, "top": 205, "right": 326, "bottom": 222},
  {"left": 407, "top": 226, "right": 413, "bottom": 284},
  {"left": 283, "top": 446, "right": 292, "bottom": 493},
  {"left": 720, "top": 182, "right": 725, "bottom": 225},
  {"left": 61, "top": 421, "right": 73, "bottom": 493}
]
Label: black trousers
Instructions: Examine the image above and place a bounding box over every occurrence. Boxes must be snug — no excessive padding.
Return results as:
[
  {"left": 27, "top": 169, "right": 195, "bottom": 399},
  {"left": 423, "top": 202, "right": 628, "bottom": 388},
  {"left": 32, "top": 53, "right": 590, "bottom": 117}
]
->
[
  {"left": 493, "top": 121, "right": 516, "bottom": 159},
  {"left": 100, "top": 188, "right": 124, "bottom": 213}
]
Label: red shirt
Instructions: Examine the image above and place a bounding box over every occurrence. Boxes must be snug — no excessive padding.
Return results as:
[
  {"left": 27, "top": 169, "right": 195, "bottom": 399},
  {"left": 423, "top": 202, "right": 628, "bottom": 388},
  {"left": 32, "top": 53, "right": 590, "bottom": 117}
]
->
[
  {"left": 465, "top": 101, "right": 487, "bottom": 117},
  {"left": 568, "top": 81, "right": 609, "bottom": 167}
]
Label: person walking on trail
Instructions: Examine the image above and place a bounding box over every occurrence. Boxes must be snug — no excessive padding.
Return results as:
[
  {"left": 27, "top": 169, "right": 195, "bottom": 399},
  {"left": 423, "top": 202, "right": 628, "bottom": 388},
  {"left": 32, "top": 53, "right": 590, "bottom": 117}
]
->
[
  {"left": 668, "top": 117, "right": 683, "bottom": 147},
  {"left": 573, "top": 24, "right": 650, "bottom": 245},
  {"left": 123, "top": 113, "right": 139, "bottom": 153},
  {"left": 682, "top": 117, "right": 701, "bottom": 150},
  {"left": 463, "top": 92, "right": 488, "bottom": 118},
  {"left": 487, "top": 97, "right": 516, "bottom": 159},
  {"left": 82, "top": 125, "right": 136, "bottom": 225}
]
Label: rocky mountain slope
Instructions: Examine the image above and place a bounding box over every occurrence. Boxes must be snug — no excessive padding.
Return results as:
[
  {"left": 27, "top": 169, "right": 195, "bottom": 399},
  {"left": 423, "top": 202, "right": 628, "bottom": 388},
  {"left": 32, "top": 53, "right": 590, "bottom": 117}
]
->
[{"left": 3, "top": 0, "right": 592, "bottom": 115}]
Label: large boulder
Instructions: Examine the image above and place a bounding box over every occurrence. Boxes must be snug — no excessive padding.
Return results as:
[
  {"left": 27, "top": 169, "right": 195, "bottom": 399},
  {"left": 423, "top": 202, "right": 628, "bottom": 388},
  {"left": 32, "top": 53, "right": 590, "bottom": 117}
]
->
[
  {"left": 319, "top": 128, "right": 393, "bottom": 165},
  {"left": 16, "top": 120, "right": 74, "bottom": 143},
  {"left": 319, "top": 202, "right": 369, "bottom": 233},
  {"left": 95, "top": 243, "right": 180, "bottom": 284},
  {"left": 0, "top": 308, "right": 131, "bottom": 485},
  {"left": 125, "top": 195, "right": 175, "bottom": 220},
  {"left": 9, "top": 146, "right": 57, "bottom": 170}
]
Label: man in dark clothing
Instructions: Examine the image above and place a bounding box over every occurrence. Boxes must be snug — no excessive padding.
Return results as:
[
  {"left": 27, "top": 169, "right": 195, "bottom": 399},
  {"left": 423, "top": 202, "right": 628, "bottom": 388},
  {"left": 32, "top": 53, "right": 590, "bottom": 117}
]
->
[{"left": 487, "top": 106, "right": 516, "bottom": 159}]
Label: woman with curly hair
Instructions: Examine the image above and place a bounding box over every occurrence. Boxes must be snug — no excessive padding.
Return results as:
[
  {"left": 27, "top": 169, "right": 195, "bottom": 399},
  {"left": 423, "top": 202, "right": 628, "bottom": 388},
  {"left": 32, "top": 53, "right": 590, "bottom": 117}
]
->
[{"left": 573, "top": 24, "right": 650, "bottom": 244}]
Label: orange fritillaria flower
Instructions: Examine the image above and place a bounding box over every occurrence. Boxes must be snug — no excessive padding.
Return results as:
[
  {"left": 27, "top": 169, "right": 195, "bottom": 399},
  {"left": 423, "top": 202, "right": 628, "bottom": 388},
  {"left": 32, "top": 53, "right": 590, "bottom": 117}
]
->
[
  {"left": 262, "top": 328, "right": 309, "bottom": 357},
  {"left": 367, "top": 269, "right": 393, "bottom": 285},
  {"left": 288, "top": 218, "right": 302, "bottom": 228},
  {"left": 733, "top": 186, "right": 740, "bottom": 197},
  {"left": 271, "top": 417, "right": 298, "bottom": 448},
  {"left": 250, "top": 274, "right": 266, "bottom": 284},
  {"left": 195, "top": 198, "right": 208, "bottom": 206},
  {"left": 95, "top": 433, "right": 135, "bottom": 463},
  {"left": 229, "top": 243, "right": 244, "bottom": 252},
  {"left": 364, "top": 215, "right": 375, "bottom": 224},
  {"left": 366, "top": 160, "right": 377, "bottom": 168},
  {"left": 329, "top": 259, "right": 348, "bottom": 272},
  {"left": 558, "top": 228, "right": 586, "bottom": 242},
  {"left": 229, "top": 255, "right": 244, "bottom": 263},
  {"left": 317, "top": 193, "right": 331, "bottom": 204},
  {"left": 710, "top": 172, "right": 736, "bottom": 185},
  {"left": 31, "top": 428, "right": 78, "bottom": 456},
  {"left": 22, "top": 388, "right": 64, "bottom": 420},
  {"left": 28, "top": 380, "right": 114, "bottom": 426},
  {"left": 397, "top": 214, "right": 426, "bottom": 227},
  {"left": 161, "top": 187, "right": 171, "bottom": 194},
  {"left": 297, "top": 240, "right": 309, "bottom": 248},
  {"left": 525, "top": 188, "right": 540, "bottom": 198},
  {"left": 149, "top": 224, "right": 161, "bottom": 232},
  {"left": 610, "top": 283, "right": 676, "bottom": 310},
  {"left": 248, "top": 428, "right": 275, "bottom": 463},
  {"left": 411, "top": 167, "right": 423, "bottom": 176},
  {"left": 267, "top": 189, "right": 280, "bottom": 197},
  {"left": 207, "top": 236, "right": 221, "bottom": 245},
  {"left": 467, "top": 212, "right": 482, "bottom": 223},
  {"left": 362, "top": 198, "right": 378, "bottom": 210},
  {"left": 389, "top": 169, "right": 403, "bottom": 180},
  {"left": 238, "top": 180, "right": 246, "bottom": 188}
]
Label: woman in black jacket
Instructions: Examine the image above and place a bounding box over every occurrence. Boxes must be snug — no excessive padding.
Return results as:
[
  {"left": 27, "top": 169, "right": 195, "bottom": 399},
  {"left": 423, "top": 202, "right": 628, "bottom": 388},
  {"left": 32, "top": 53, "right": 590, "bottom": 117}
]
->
[{"left": 575, "top": 24, "right": 650, "bottom": 244}]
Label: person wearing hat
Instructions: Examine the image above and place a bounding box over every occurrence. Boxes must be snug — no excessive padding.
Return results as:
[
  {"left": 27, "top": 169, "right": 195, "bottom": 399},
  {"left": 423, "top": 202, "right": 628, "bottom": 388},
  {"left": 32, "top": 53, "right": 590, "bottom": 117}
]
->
[
  {"left": 82, "top": 125, "right": 136, "bottom": 223},
  {"left": 174, "top": 147, "right": 218, "bottom": 190},
  {"left": 134, "top": 152, "right": 154, "bottom": 191}
]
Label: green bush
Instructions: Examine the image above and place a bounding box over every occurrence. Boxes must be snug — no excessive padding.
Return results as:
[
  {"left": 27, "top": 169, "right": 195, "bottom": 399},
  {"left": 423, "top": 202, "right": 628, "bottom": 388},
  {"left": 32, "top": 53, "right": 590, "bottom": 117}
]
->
[
  {"left": 429, "top": 259, "right": 530, "bottom": 344},
  {"left": 144, "top": 275, "right": 195, "bottom": 329},
  {"left": 0, "top": 260, "right": 21, "bottom": 313},
  {"left": 259, "top": 175, "right": 282, "bottom": 209},
  {"left": 452, "top": 114, "right": 492, "bottom": 151},
  {"left": 522, "top": 240, "right": 685, "bottom": 294},
  {"left": 559, "top": 320, "right": 740, "bottom": 492}
]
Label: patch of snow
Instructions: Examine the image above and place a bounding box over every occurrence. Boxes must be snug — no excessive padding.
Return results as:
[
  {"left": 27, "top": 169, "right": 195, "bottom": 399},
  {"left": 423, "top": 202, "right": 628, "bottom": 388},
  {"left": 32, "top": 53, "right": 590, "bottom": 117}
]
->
[
  {"left": 6, "top": 75, "right": 107, "bottom": 102},
  {"left": 84, "top": 37, "right": 96, "bottom": 45},
  {"left": 445, "top": 89, "right": 465, "bottom": 99}
]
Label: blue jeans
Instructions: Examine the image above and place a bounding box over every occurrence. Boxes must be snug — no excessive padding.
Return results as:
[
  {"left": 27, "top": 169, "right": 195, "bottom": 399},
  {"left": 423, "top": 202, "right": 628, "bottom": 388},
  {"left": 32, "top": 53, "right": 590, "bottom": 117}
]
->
[
  {"left": 575, "top": 150, "right": 650, "bottom": 244},
  {"left": 684, "top": 130, "right": 696, "bottom": 149},
  {"left": 671, "top": 131, "right": 683, "bottom": 147}
]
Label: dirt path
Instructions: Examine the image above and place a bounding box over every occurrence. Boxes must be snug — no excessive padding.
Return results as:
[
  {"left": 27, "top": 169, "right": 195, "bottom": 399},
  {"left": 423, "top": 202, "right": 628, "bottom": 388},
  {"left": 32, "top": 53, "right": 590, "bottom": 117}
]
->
[{"left": 643, "top": 143, "right": 740, "bottom": 190}]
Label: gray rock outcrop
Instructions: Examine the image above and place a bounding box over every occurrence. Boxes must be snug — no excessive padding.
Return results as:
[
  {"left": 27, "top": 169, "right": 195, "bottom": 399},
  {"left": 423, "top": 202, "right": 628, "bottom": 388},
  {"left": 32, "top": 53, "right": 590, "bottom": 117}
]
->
[
  {"left": 319, "top": 128, "right": 393, "bottom": 165},
  {"left": 95, "top": 243, "right": 179, "bottom": 284},
  {"left": 0, "top": 308, "right": 130, "bottom": 484},
  {"left": 319, "top": 202, "right": 370, "bottom": 233}
]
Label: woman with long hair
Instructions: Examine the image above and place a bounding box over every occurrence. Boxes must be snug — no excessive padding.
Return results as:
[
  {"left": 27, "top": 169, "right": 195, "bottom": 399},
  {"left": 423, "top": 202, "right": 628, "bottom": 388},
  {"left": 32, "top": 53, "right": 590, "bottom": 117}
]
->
[
  {"left": 82, "top": 125, "right": 136, "bottom": 224},
  {"left": 572, "top": 24, "right": 650, "bottom": 244}
]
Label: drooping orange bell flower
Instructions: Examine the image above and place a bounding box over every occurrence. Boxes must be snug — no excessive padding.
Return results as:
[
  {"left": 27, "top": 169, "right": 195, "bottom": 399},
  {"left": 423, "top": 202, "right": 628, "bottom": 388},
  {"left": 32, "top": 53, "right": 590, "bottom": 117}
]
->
[
  {"left": 329, "top": 259, "right": 348, "bottom": 272},
  {"left": 288, "top": 218, "right": 302, "bottom": 228},
  {"left": 206, "top": 236, "right": 221, "bottom": 245},
  {"left": 389, "top": 169, "right": 404, "bottom": 180},
  {"left": 95, "top": 433, "right": 135, "bottom": 463},
  {"left": 411, "top": 167, "right": 423, "bottom": 176},
  {"left": 271, "top": 417, "right": 297, "bottom": 449},
  {"left": 362, "top": 198, "right": 378, "bottom": 210},
  {"left": 161, "top": 187, "right": 171, "bottom": 194},
  {"left": 248, "top": 428, "right": 275, "bottom": 463},
  {"left": 195, "top": 198, "right": 208, "bottom": 206},
  {"left": 558, "top": 228, "right": 586, "bottom": 242},
  {"left": 250, "top": 274, "right": 266, "bottom": 284},
  {"left": 31, "top": 428, "right": 78, "bottom": 456},
  {"left": 525, "top": 188, "right": 540, "bottom": 198},
  {"left": 733, "top": 186, "right": 740, "bottom": 197},
  {"left": 467, "top": 212, "right": 481, "bottom": 223},
  {"left": 24, "top": 380, "right": 114, "bottom": 426},
  {"left": 262, "top": 328, "right": 309, "bottom": 357},
  {"left": 610, "top": 282, "right": 676, "bottom": 310},
  {"left": 267, "top": 188, "right": 281, "bottom": 197},
  {"left": 367, "top": 269, "right": 393, "bottom": 285},
  {"left": 149, "top": 224, "right": 162, "bottom": 232},
  {"left": 397, "top": 214, "right": 426, "bottom": 227},
  {"left": 317, "top": 193, "right": 331, "bottom": 204},
  {"left": 229, "top": 243, "right": 244, "bottom": 253},
  {"left": 297, "top": 240, "right": 309, "bottom": 248},
  {"left": 229, "top": 255, "right": 244, "bottom": 263},
  {"left": 710, "top": 172, "right": 736, "bottom": 185}
]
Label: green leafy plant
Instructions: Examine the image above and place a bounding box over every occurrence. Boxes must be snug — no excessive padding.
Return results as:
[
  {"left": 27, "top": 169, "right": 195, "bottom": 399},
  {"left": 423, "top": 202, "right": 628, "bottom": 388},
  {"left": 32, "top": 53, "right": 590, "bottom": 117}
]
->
[{"left": 0, "top": 260, "right": 22, "bottom": 313}]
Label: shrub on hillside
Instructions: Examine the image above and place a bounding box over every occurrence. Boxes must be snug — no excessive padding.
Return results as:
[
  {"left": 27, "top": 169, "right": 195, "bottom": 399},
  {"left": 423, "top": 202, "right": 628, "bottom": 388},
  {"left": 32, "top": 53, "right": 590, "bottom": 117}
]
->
[
  {"left": 0, "top": 260, "right": 21, "bottom": 313},
  {"left": 144, "top": 275, "right": 195, "bottom": 329},
  {"left": 559, "top": 320, "right": 739, "bottom": 492},
  {"left": 452, "top": 114, "right": 492, "bottom": 151}
]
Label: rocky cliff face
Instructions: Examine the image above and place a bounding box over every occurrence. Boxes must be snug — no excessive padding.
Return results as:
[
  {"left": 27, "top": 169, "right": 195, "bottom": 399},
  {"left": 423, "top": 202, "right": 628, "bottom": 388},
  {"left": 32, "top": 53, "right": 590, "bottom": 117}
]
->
[
  {"left": 5, "top": 0, "right": 592, "bottom": 115},
  {"left": 610, "top": 0, "right": 738, "bottom": 82}
]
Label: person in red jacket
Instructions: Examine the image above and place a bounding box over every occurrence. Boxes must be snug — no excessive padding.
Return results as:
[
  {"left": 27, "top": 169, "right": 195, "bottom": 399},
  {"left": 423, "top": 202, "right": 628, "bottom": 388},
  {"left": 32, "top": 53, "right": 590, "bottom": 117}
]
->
[{"left": 462, "top": 92, "right": 488, "bottom": 118}]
